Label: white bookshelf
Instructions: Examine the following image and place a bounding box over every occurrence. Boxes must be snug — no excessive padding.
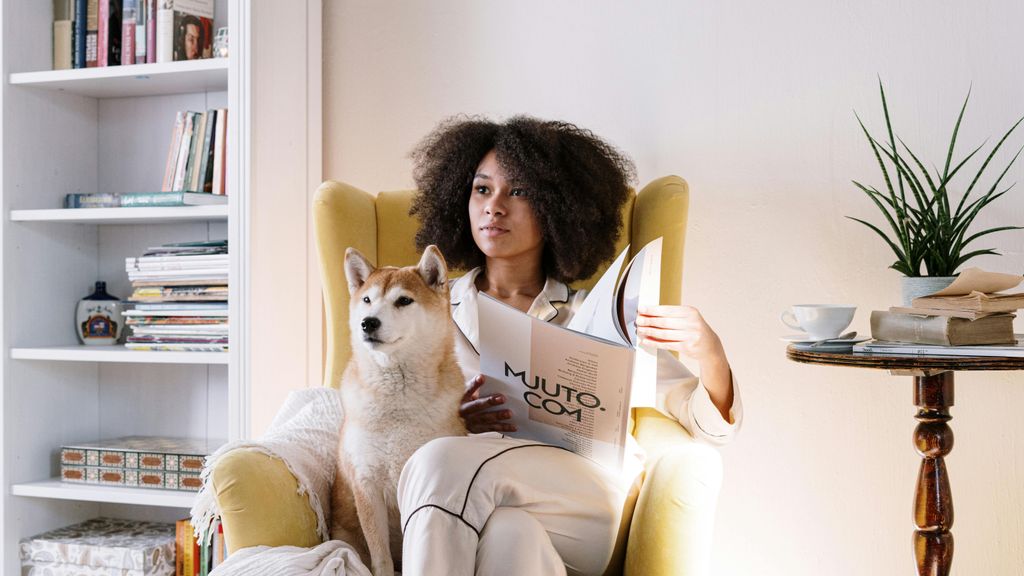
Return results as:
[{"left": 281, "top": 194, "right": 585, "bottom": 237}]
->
[
  {"left": 0, "top": 0, "right": 248, "bottom": 572},
  {"left": 11, "top": 346, "right": 229, "bottom": 365},
  {"left": 12, "top": 479, "right": 196, "bottom": 508},
  {"left": 10, "top": 205, "right": 228, "bottom": 224},
  {"left": 9, "top": 58, "right": 229, "bottom": 99}
]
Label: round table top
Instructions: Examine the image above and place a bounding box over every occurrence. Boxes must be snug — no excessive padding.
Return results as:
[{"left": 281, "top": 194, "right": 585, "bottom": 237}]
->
[{"left": 786, "top": 345, "right": 1024, "bottom": 371}]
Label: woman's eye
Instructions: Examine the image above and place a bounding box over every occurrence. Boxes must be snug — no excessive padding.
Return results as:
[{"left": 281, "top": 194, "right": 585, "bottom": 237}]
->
[
  {"left": 475, "top": 186, "right": 488, "bottom": 194},
  {"left": 510, "top": 188, "right": 527, "bottom": 197},
  {"left": 362, "top": 296, "right": 370, "bottom": 304},
  {"left": 395, "top": 296, "right": 414, "bottom": 307}
]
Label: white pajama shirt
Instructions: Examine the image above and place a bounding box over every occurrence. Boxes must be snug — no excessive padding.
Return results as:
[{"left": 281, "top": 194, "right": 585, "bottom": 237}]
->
[{"left": 398, "top": 267, "right": 743, "bottom": 576}]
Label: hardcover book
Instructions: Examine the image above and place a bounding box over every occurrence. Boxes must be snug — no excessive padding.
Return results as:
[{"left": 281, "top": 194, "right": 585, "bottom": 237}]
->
[
  {"left": 911, "top": 267, "right": 1024, "bottom": 313},
  {"left": 870, "top": 310, "right": 1016, "bottom": 346},
  {"left": 156, "top": 0, "right": 213, "bottom": 62}
]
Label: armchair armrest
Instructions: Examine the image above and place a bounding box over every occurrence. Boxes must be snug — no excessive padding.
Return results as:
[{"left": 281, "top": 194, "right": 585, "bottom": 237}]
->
[
  {"left": 211, "top": 448, "right": 321, "bottom": 553},
  {"left": 624, "top": 408, "right": 723, "bottom": 576}
]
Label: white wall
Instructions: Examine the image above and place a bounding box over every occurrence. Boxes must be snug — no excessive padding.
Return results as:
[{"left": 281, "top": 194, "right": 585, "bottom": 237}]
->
[{"left": 321, "top": 1, "right": 1024, "bottom": 574}]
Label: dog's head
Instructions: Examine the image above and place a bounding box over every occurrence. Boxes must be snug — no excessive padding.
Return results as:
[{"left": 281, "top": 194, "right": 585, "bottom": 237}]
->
[{"left": 344, "top": 245, "right": 451, "bottom": 359}]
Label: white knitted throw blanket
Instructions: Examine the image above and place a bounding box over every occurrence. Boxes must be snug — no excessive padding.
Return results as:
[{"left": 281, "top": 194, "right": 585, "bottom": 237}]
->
[
  {"left": 209, "top": 541, "right": 371, "bottom": 576},
  {"left": 191, "top": 387, "right": 344, "bottom": 546}
]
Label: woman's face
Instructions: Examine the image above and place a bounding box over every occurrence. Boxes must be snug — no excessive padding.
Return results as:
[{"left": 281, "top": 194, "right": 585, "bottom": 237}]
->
[{"left": 468, "top": 150, "right": 544, "bottom": 265}]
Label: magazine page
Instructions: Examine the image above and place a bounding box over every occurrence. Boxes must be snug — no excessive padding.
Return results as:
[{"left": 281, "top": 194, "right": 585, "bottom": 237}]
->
[
  {"left": 567, "top": 237, "right": 663, "bottom": 407},
  {"left": 620, "top": 238, "right": 661, "bottom": 407},
  {"left": 479, "top": 294, "right": 634, "bottom": 470}
]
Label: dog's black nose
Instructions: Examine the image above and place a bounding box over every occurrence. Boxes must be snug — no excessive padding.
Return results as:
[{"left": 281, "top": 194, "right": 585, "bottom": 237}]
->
[{"left": 361, "top": 317, "right": 381, "bottom": 333}]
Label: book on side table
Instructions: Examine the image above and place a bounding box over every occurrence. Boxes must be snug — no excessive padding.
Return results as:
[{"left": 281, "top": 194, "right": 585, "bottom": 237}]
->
[
  {"left": 870, "top": 310, "right": 1016, "bottom": 346},
  {"left": 854, "top": 337, "right": 1024, "bottom": 358}
]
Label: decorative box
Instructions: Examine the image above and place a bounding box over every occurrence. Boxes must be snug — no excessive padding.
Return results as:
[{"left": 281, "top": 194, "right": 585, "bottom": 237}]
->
[
  {"left": 20, "top": 517, "right": 175, "bottom": 575},
  {"left": 60, "top": 436, "right": 223, "bottom": 492}
]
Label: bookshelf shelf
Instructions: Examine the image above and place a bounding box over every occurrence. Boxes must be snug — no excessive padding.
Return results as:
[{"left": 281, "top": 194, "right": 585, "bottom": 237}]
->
[
  {"left": 11, "top": 479, "right": 195, "bottom": 508},
  {"left": 10, "top": 205, "right": 228, "bottom": 224},
  {"left": 10, "top": 346, "right": 229, "bottom": 365},
  {"left": 9, "top": 58, "right": 229, "bottom": 99}
]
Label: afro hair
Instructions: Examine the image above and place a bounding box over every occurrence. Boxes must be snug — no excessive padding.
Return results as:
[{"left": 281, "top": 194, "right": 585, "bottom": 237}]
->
[{"left": 410, "top": 115, "right": 636, "bottom": 283}]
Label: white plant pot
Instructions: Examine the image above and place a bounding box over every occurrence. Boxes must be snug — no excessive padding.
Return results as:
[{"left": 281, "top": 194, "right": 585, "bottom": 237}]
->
[{"left": 900, "top": 276, "right": 957, "bottom": 307}]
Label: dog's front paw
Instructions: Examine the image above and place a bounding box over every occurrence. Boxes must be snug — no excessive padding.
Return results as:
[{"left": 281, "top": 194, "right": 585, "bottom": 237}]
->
[{"left": 371, "top": 560, "right": 395, "bottom": 576}]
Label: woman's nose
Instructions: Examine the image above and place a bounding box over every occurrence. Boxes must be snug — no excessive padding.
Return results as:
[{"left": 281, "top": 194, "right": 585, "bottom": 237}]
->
[{"left": 485, "top": 195, "right": 506, "bottom": 215}]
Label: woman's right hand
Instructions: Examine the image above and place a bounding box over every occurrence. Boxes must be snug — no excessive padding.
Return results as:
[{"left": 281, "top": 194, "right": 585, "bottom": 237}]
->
[{"left": 459, "top": 375, "right": 517, "bottom": 434}]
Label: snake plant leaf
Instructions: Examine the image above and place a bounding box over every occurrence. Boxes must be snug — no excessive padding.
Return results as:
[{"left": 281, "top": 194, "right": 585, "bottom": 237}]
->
[
  {"left": 846, "top": 216, "right": 911, "bottom": 265},
  {"left": 856, "top": 112, "right": 901, "bottom": 210},
  {"left": 952, "top": 248, "right": 1001, "bottom": 270},
  {"left": 852, "top": 181, "right": 911, "bottom": 247},
  {"left": 955, "top": 115, "right": 1024, "bottom": 220},
  {"left": 878, "top": 80, "right": 909, "bottom": 206}
]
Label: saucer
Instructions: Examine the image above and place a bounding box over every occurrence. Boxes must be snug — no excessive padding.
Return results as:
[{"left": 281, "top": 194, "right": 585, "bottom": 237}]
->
[
  {"left": 779, "top": 332, "right": 860, "bottom": 344},
  {"left": 789, "top": 340, "right": 868, "bottom": 353}
]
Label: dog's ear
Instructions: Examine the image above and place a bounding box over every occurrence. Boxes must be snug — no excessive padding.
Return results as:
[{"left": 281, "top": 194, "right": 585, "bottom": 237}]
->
[
  {"left": 417, "top": 245, "right": 448, "bottom": 292},
  {"left": 345, "top": 247, "right": 375, "bottom": 296}
]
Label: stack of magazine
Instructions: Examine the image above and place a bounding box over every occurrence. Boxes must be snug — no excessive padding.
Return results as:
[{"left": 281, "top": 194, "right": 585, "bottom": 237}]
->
[
  {"left": 854, "top": 268, "right": 1024, "bottom": 358},
  {"left": 124, "top": 240, "right": 228, "bottom": 352}
]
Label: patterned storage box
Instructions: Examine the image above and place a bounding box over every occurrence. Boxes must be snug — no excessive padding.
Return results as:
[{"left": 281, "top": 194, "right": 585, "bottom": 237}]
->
[
  {"left": 60, "top": 436, "right": 223, "bottom": 493},
  {"left": 19, "top": 517, "right": 175, "bottom": 576}
]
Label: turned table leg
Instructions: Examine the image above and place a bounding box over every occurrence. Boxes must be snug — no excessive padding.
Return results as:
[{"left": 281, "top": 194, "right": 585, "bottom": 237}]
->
[{"left": 913, "top": 372, "right": 954, "bottom": 576}]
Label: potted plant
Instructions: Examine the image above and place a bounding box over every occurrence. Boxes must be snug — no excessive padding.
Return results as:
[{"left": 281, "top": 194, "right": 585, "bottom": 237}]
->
[{"left": 849, "top": 81, "right": 1024, "bottom": 305}]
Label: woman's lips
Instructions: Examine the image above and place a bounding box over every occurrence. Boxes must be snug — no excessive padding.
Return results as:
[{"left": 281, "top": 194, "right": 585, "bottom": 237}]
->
[{"left": 480, "top": 226, "right": 508, "bottom": 237}]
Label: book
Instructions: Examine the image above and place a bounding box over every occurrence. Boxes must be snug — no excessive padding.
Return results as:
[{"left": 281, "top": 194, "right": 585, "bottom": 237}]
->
[
  {"left": 98, "top": 0, "right": 122, "bottom": 67},
  {"left": 119, "top": 191, "right": 228, "bottom": 206},
  {"left": 478, "top": 238, "right": 662, "bottom": 470},
  {"left": 53, "top": 0, "right": 74, "bottom": 70},
  {"left": 156, "top": 0, "right": 214, "bottom": 63},
  {"left": 912, "top": 291, "right": 1024, "bottom": 314},
  {"left": 854, "top": 337, "right": 1024, "bottom": 358},
  {"left": 163, "top": 111, "right": 186, "bottom": 191},
  {"left": 64, "top": 191, "right": 227, "bottom": 208},
  {"left": 911, "top": 267, "right": 1024, "bottom": 313},
  {"left": 172, "top": 111, "right": 197, "bottom": 191},
  {"left": 197, "top": 109, "right": 217, "bottom": 193},
  {"left": 870, "top": 310, "right": 1015, "bottom": 346},
  {"left": 74, "top": 0, "right": 88, "bottom": 68},
  {"left": 85, "top": 0, "right": 99, "bottom": 66},
  {"left": 121, "top": 0, "right": 136, "bottom": 65},
  {"left": 888, "top": 305, "right": 998, "bottom": 321},
  {"left": 211, "top": 108, "right": 227, "bottom": 195},
  {"left": 146, "top": 0, "right": 157, "bottom": 62},
  {"left": 64, "top": 193, "right": 119, "bottom": 208}
]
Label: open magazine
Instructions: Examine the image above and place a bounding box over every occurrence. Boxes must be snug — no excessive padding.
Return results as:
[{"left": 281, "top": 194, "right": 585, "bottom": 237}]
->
[{"left": 478, "top": 238, "right": 662, "bottom": 470}]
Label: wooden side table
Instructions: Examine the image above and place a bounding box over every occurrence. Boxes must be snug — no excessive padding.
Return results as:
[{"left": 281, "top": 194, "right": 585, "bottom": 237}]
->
[{"left": 786, "top": 346, "right": 1024, "bottom": 576}]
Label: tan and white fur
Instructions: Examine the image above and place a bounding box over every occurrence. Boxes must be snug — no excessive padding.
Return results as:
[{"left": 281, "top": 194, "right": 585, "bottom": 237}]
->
[{"left": 329, "top": 245, "right": 466, "bottom": 576}]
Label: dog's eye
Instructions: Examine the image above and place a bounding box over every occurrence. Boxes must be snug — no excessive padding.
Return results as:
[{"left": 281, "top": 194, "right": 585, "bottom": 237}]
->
[
  {"left": 395, "top": 296, "right": 414, "bottom": 307},
  {"left": 362, "top": 296, "right": 370, "bottom": 304}
]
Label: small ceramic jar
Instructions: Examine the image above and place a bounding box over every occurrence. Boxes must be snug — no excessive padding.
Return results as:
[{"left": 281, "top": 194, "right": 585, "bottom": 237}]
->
[{"left": 76, "top": 281, "right": 124, "bottom": 346}]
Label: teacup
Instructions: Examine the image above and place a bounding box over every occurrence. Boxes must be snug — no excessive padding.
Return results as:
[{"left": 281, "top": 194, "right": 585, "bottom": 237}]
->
[{"left": 781, "top": 304, "right": 856, "bottom": 341}]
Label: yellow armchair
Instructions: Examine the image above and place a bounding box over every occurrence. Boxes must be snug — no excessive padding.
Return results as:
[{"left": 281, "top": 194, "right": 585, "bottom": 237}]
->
[{"left": 211, "top": 177, "right": 723, "bottom": 576}]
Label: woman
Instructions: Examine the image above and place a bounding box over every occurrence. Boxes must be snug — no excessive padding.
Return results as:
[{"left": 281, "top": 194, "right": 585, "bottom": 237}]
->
[{"left": 399, "top": 116, "right": 742, "bottom": 576}]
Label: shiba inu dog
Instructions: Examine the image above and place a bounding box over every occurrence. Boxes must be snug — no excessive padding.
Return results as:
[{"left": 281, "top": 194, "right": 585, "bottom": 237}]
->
[{"left": 329, "top": 245, "right": 466, "bottom": 576}]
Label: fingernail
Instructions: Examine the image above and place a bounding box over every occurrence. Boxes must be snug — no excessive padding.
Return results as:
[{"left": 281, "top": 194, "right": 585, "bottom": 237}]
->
[
  {"left": 639, "top": 305, "right": 649, "bottom": 313},
  {"left": 494, "top": 394, "right": 504, "bottom": 403}
]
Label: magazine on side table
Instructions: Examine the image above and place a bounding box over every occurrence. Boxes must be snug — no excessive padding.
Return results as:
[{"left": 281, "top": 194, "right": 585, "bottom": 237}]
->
[{"left": 478, "top": 238, "right": 662, "bottom": 470}]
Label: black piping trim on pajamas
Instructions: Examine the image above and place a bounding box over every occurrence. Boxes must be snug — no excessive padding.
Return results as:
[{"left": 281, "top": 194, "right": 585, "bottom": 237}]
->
[
  {"left": 401, "top": 443, "right": 571, "bottom": 537},
  {"left": 402, "top": 504, "right": 481, "bottom": 537}
]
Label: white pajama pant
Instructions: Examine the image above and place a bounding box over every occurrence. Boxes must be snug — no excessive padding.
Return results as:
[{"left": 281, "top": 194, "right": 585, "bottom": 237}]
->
[{"left": 397, "top": 434, "right": 634, "bottom": 576}]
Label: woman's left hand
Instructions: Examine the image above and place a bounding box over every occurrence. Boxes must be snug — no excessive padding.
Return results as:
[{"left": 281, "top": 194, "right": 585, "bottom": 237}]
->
[{"left": 636, "top": 305, "right": 725, "bottom": 364}]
